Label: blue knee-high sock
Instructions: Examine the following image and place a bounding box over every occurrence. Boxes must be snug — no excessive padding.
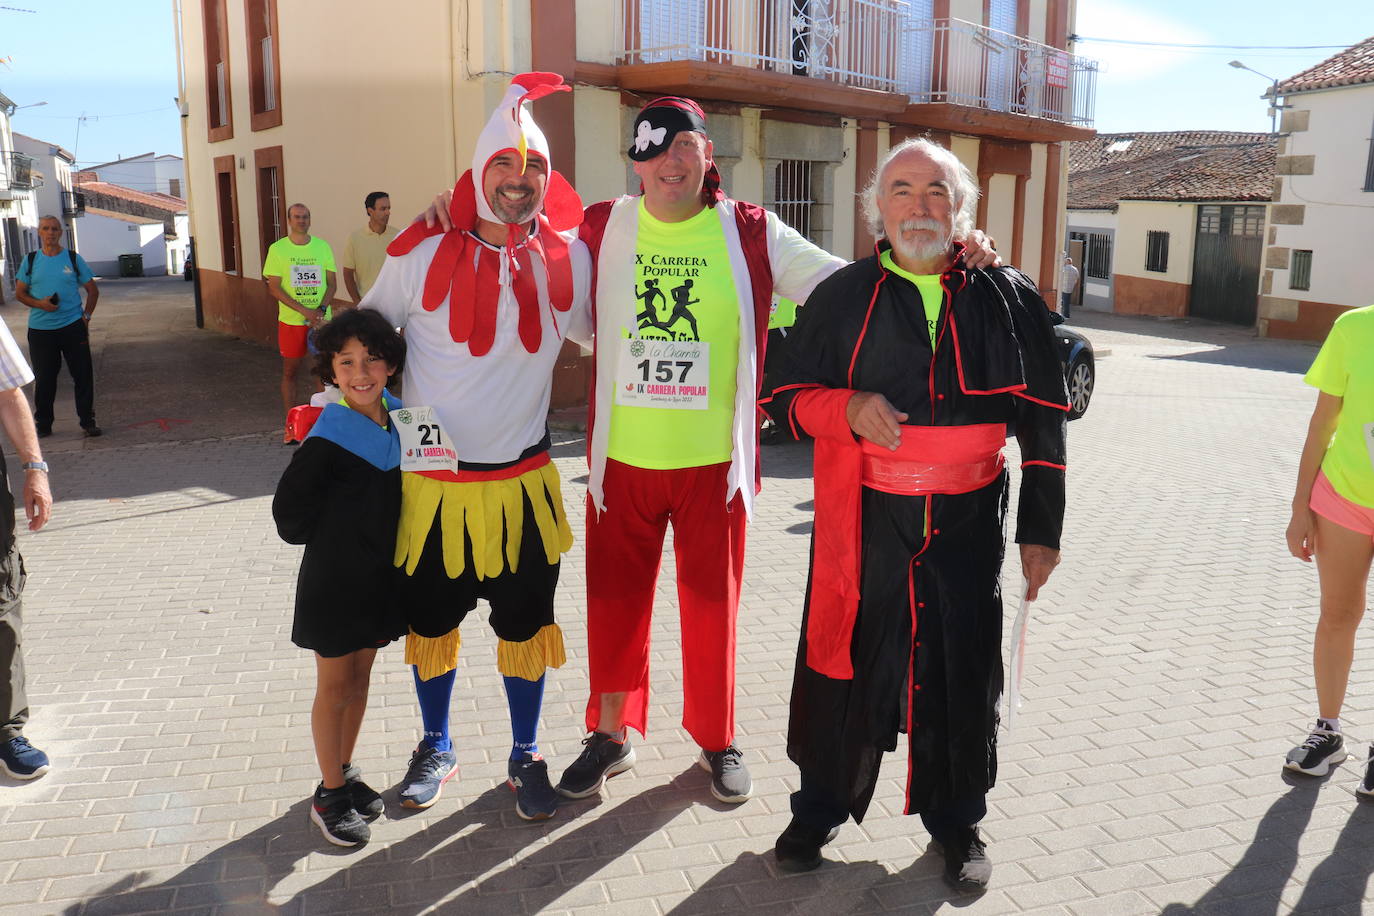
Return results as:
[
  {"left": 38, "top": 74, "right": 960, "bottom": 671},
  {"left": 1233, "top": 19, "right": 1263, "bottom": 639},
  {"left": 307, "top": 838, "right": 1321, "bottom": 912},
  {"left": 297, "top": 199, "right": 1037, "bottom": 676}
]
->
[
  {"left": 412, "top": 666, "right": 455, "bottom": 753},
  {"left": 503, "top": 674, "right": 546, "bottom": 760}
]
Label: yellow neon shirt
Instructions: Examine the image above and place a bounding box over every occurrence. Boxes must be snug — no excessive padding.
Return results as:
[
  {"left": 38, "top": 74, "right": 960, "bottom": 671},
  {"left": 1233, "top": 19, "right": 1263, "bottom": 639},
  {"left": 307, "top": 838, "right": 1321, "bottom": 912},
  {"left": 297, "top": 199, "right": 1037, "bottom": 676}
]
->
[
  {"left": 1304, "top": 304, "right": 1374, "bottom": 508},
  {"left": 607, "top": 200, "right": 740, "bottom": 469},
  {"left": 264, "top": 235, "right": 336, "bottom": 326},
  {"left": 880, "top": 250, "right": 943, "bottom": 349}
]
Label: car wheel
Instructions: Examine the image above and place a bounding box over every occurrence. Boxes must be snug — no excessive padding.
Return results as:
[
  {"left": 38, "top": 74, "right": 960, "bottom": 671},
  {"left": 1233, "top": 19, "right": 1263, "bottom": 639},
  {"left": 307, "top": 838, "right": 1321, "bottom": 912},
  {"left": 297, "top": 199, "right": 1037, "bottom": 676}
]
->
[{"left": 1066, "top": 355, "right": 1093, "bottom": 420}]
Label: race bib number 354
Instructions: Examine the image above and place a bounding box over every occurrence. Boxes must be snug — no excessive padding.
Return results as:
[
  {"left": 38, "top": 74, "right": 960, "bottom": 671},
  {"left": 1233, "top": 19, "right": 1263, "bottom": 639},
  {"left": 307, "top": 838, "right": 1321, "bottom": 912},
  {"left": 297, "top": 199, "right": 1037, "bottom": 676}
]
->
[
  {"left": 291, "top": 264, "right": 323, "bottom": 288},
  {"left": 615, "top": 338, "right": 710, "bottom": 410}
]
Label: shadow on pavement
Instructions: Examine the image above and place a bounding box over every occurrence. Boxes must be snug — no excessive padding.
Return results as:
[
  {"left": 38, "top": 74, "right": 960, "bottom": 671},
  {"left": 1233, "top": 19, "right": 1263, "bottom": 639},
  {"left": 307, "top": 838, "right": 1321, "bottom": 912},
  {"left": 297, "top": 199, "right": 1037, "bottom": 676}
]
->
[
  {"left": 283, "top": 769, "right": 696, "bottom": 913},
  {"left": 1147, "top": 345, "right": 1312, "bottom": 375},
  {"left": 70, "top": 798, "right": 318, "bottom": 915},
  {"left": 1157, "top": 774, "right": 1370, "bottom": 915},
  {"left": 68, "top": 773, "right": 695, "bottom": 915},
  {"left": 668, "top": 841, "right": 982, "bottom": 914}
]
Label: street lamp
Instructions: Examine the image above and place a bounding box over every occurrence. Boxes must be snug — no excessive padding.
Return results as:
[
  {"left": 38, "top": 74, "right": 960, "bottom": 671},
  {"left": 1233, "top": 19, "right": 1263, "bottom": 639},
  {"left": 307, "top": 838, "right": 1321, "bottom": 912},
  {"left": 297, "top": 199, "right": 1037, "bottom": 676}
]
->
[
  {"left": 2, "top": 99, "right": 46, "bottom": 116},
  {"left": 1229, "top": 60, "right": 1281, "bottom": 134}
]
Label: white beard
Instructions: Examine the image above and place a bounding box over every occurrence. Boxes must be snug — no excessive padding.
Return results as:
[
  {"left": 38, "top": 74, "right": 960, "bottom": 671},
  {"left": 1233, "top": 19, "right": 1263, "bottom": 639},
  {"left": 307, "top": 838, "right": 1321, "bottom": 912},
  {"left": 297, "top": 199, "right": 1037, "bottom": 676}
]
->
[{"left": 888, "top": 218, "right": 952, "bottom": 263}]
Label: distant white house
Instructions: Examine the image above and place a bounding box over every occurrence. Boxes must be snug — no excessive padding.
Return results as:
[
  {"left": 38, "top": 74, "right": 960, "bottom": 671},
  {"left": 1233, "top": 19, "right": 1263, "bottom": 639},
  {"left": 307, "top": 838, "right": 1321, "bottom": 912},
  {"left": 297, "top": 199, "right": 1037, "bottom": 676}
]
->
[
  {"left": 13, "top": 132, "right": 82, "bottom": 252},
  {"left": 1260, "top": 35, "right": 1374, "bottom": 341},
  {"left": 1066, "top": 131, "right": 1276, "bottom": 325},
  {"left": 0, "top": 90, "right": 42, "bottom": 298},
  {"left": 83, "top": 152, "right": 185, "bottom": 199},
  {"left": 73, "top": 179, "right": 189, "bottom": 277}
]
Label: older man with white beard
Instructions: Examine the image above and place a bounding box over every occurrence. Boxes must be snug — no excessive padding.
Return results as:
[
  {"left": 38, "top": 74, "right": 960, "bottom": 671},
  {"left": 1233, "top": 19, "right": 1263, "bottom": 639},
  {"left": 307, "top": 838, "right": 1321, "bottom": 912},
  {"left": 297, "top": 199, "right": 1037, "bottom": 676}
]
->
[{"left": 761, "top": 139, "right": 1070, "bottom": 888}]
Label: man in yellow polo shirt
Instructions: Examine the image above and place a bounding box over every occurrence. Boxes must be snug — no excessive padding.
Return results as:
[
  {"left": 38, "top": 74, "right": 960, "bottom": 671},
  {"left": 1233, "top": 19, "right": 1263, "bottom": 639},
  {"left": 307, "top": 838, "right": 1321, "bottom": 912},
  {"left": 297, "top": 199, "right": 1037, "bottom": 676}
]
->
[
  {"left": 264, "top": 202, "right": 337, "bottom": 444},
  {"left": 342, "top": 191, "right": 398, "bottom": 303}
]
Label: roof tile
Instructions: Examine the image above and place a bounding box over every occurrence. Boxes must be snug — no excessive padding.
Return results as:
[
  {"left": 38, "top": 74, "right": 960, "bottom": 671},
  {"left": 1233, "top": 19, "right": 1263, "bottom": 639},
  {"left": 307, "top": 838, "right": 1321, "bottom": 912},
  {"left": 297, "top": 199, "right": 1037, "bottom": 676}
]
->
[{"left": 1275, "top": 35, "right": 1374, "bottom": 94}]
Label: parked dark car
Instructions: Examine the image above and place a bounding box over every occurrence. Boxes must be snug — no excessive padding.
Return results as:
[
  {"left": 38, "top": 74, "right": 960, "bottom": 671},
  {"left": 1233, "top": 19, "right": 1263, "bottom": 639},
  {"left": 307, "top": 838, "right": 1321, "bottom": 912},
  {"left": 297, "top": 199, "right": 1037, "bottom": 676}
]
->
[{"left": 1049, "top": 311, "right": 1094, "bottom": 420}]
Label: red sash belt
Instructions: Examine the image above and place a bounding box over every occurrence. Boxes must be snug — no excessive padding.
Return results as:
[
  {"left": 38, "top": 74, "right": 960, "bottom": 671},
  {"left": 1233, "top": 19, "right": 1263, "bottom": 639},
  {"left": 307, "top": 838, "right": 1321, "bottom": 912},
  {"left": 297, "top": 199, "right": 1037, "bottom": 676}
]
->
[
  {"left": 795, "top": 390, "right": 1005, "bottom": 680},
  {"left": 861, "top": 436, "right": 1004, "bottom": 497},
  {"left": 413, "top": 451, "right": 550, "bottom": 483}
]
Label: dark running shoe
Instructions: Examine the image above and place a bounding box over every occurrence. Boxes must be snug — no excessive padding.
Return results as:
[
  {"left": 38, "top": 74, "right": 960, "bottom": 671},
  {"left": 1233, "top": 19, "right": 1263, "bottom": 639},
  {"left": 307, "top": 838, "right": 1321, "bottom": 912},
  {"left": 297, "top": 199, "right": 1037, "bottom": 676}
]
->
[
  {"left": 399, "top": 743, "right": 457, "bottom": 809},
  {"left": 508, "top": 752, "right": 559, "bottom": 821},
  {"left": 1284, "top": 722, "right": 1346, "bottom": 776},
  {"left": 82, "top": 425, "right": 102, "bottom": 438},
  {"left": 1357, "top": 745, "right": 1374, "bottom": 800},
  {"left": 310, "top": 785, "right": 370, "bottom": 847},
  {"left": 556, "top": 732, "right": 635, "bottom": 799},
  {"left": 341, "top": 761, "right": 384, "bottom": 819},
  {"left": 698, "top": 744, "right": 752, "bottom": 803},
  {"left": 774, "top": 818, "right": 840, "bottom": 872},
  {"left": 936, "top": 826, "right": 992, "bottom": 890},
  {"left": 0, "top": 735, "right": 50, "bottom": 780}
]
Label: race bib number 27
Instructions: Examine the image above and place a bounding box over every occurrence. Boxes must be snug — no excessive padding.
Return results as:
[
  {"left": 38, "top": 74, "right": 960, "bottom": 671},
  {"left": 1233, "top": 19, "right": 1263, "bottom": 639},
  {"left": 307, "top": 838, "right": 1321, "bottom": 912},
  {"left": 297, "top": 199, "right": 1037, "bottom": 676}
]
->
[
  {"left": 391, "top": 406, "right": 459, "bottom": 474},
  {"left": 615, "top": 338, "right": 710, "bottom": 410}
]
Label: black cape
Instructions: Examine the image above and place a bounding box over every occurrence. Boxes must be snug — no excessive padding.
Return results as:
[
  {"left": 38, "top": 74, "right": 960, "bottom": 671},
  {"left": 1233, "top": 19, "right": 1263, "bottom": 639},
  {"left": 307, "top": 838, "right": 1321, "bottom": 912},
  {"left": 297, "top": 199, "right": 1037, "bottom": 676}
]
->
[
  {"left": 272, "top": 401, "right": 406, "bottom": 658},
  {"left": 764, "top": 247, "right": 1068, "bottom": 819}
]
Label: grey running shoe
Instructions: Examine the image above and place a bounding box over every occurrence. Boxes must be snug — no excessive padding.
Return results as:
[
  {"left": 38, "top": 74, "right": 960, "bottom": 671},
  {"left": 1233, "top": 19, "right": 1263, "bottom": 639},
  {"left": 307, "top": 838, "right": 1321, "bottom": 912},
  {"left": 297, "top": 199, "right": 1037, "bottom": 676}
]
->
[
  {"left": 508, "top": 752, "right": 559, "bottom": 821},
  {"left": 1284, "top": 722, "right": 1346, "bottom": 776},
  {"left": 698, "top": 745, "right": 752, "bottom": 803},
  {"left": 399, "top": 743, "right": 457, "bottom": 809},
  {"left": 341, "top": 761, "right": 384, "bottom": 819},
  {"left": 1357, "top": 745, "right": 1374, "bottom": 799},
  {"left": 310, "top": 785, "right": 370, "bottom": 847},
  {"left": 936, "top": 826, "right": 992, "bottom": 890},
  {"left": 556, "top": 732, "right": 635, "bottom": 799}
]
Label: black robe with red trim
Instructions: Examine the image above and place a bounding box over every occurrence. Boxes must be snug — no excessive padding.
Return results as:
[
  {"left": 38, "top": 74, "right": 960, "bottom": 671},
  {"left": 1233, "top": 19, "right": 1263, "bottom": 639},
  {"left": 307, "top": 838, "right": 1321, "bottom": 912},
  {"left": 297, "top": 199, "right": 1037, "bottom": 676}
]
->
[{"left": 763, "top": 245, "right": 1067, "bottom": 820}]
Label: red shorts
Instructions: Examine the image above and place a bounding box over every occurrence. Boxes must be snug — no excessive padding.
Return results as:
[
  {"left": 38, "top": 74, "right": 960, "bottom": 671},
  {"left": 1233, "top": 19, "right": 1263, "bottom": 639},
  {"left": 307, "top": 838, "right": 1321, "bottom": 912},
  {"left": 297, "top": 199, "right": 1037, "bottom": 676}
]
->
[
  {"left": 1311, "top": 470, "right": 1374, "bottom": 540},
  {"left": 278, "top": 322, "right": 309, "bottom": 359}
]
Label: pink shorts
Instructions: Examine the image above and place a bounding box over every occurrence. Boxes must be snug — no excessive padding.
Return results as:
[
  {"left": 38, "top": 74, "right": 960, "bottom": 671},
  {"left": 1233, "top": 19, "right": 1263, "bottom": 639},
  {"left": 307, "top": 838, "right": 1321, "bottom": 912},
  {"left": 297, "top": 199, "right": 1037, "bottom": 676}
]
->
[{"left": 1310, "top": 471, "right": 1374, "bottom": 540}]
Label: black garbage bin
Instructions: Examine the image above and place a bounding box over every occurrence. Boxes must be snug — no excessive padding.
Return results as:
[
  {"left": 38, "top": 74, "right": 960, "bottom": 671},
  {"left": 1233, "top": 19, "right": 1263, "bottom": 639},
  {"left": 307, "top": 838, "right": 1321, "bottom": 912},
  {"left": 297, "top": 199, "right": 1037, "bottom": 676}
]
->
[{"left": 118, "top": 254, "right": 144, "bottom": 278}]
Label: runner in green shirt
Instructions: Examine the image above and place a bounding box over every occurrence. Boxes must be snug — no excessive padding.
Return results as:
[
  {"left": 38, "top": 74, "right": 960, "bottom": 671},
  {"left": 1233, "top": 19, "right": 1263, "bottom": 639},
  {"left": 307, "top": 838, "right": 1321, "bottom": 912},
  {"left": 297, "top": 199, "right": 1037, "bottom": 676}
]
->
[{"left": 263, "top": 203, "right": 338, "bottom": 443}]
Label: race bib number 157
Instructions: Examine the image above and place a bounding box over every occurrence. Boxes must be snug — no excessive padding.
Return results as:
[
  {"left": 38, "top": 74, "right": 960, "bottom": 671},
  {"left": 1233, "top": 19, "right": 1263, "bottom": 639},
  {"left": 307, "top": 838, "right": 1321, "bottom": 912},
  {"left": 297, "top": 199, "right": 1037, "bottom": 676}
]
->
[{"left": 614, "top": 338, "right": 710, "bottom": 410}]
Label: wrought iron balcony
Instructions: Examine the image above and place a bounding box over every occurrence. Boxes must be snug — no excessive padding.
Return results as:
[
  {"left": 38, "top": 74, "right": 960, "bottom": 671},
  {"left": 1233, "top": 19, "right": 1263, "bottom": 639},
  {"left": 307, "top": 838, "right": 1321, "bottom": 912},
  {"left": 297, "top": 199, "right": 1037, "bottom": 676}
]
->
[
  {"left": 902, "top": 18, "right": 1096, "bottom": 126},
  {"left": 613, "top": 2, "right": 1097, "bottom": 129},
  {"left": 3, "top": 151, "right": 36, "bottom": 190},
  {"left": 62, "top": 189, "right": 85, "bottom": 218},
  {"left": 617, "top": 0, "right": 908, "bottom": 91}
]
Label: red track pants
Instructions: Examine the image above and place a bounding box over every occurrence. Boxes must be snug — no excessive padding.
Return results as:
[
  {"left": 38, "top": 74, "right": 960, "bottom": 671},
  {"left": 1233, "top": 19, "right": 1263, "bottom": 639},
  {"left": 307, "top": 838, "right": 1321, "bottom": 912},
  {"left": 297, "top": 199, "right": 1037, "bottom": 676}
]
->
[{"left": 584, "top": 459, "right": 746, "bottom": 752}]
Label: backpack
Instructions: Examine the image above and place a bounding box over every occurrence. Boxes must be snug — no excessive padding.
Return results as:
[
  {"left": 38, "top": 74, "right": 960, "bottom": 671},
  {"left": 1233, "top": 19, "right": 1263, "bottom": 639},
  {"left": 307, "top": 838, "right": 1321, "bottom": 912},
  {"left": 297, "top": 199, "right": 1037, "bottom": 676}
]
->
[{"left": 22, "top": 248, "right": 80, "bottom": 285}]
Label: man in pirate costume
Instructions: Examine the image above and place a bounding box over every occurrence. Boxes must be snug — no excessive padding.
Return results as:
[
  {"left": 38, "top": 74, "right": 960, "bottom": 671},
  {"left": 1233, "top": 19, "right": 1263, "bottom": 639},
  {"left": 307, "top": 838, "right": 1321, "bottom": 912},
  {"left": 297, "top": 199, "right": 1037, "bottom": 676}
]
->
[
  {"left": 360, "top": 72, "right": 590, "bottom": 820},
  {"left": 762, "top": 139, "right": 1068, "bottom": 887}
]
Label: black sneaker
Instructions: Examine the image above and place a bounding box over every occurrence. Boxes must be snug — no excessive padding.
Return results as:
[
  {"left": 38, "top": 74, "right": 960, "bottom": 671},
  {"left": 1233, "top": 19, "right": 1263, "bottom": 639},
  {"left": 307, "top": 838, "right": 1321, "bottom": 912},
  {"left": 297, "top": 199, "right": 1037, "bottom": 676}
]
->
[
  {"left": 0, "top": 735, "right": 50, "bottom": 780},
  {"left": 35, "top": 427, "right": 51, "bottom": 439},
  {"left": 342, "top": 762, "right": 384, "bottom": 819},
  {"left": 82, "top": 425, "right": 102, "bottom": 438},
  {"left": 556, "top": 732, "right": 635, "bottom": 799},
  {"left": 1357, "top": 745, "right": 1374, "bottom": 800},
  {"left": 774, "top": 818, "right": 840, "bottom": 872},
  {"left": 399, "top": 743, "right": 457, "bottom": 809},
  {"left": 698, "top": 745, "right": 752, "bottom": 803},
  {"left": 310, "top": 785, "right": 370, "bottom": 847},
  {"left": 936, "top": 826, "right": 992, "bottom": 890},
  {"left": 1284, "top": 722, "right": 1346, "bottom": 776},
  {"left": 508, "top": 752, "right": 559, "bottom": 821}
]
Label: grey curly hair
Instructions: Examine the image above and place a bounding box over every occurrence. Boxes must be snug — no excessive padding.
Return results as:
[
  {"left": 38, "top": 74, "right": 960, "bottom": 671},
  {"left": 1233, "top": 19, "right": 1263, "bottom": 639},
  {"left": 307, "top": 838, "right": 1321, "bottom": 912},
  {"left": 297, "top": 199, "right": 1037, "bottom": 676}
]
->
[{"left": 860, "top": 138, "right": 978, "bottom": 240}]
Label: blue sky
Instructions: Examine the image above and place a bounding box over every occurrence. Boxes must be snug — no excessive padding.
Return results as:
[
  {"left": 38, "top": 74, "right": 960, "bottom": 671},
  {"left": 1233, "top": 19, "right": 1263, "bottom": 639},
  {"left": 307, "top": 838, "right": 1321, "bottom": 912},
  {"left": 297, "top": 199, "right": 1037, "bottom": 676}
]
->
[{"left": 2, "top": 1, "right": 1373, "bottom": 168}]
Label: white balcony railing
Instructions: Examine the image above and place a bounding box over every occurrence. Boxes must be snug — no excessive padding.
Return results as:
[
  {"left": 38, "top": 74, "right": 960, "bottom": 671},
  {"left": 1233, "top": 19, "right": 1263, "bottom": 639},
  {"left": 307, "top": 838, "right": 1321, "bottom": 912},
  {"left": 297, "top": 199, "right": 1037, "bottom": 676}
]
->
[
  {"left": 902, "top": 18, "right": 1097, "bottom": 126},
  {"left": 615, "top": 1, "right": 1097, "bottom": 127},
  {"left": 617, "top": 0, "right": 909, "bottom": 92}
]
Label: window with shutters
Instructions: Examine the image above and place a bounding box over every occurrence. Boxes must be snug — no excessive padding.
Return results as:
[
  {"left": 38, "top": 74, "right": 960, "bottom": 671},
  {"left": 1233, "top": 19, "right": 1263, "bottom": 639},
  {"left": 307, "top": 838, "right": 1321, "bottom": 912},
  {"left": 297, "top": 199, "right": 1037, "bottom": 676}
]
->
[{"left": 1145, "top": 230, "right": 1169, "bottom": 272}]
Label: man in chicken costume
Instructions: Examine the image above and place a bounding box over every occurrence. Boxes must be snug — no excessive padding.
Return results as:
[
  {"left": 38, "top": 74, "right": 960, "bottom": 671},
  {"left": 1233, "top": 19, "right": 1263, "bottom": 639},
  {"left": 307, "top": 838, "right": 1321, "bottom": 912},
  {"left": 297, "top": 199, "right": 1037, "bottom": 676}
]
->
[{"left": 361, "top": 72, "right": 591, "bottom": 821}]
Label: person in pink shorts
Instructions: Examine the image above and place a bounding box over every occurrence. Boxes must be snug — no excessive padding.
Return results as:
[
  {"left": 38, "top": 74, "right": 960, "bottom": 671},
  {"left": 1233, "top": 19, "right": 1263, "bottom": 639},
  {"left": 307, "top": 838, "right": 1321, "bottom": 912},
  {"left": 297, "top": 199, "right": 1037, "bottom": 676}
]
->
[{"left": 1284, "top": 303, "right": 1374, "bottom": 797}]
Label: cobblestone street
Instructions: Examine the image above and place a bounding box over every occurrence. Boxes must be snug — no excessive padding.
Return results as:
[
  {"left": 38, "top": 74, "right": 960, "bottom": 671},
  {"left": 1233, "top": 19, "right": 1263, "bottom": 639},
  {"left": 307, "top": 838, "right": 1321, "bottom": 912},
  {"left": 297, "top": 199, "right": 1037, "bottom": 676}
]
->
[{"left": 0, "top": 280, "right": 1369, "bottom": 915}]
